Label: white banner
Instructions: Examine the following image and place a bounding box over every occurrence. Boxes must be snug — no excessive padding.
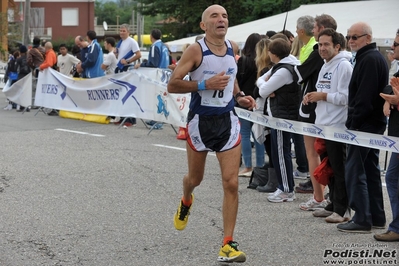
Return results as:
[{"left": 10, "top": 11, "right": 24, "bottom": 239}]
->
[
  {"left": 235, "top": 108, "right": 399, "bottom": 153},
  {"left": 2, "top": 73, "right": 33, "bottom": 107},
  {"left": 35, "top": 68, "right": 190, "bottom": 127}
]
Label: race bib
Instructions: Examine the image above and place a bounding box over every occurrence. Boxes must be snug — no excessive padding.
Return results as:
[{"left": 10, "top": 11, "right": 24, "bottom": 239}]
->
[{"left": 200, "top": 73, "right": 234, "bottom": 107}]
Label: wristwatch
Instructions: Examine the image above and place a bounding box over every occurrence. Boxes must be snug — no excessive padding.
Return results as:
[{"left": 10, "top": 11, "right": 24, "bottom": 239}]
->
[{"left": 235, "top": 91, "right": 245, "bottom": 100}]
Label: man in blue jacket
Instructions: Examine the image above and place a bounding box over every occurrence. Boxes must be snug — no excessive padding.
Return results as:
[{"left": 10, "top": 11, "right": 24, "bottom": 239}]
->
[
  {"left": 135, "top": 29, "right": 171, "bottom": 129},
  {"left": 134, "top": 29, "right": 170, "bottom": 69},
  {"left": 77, "top": 30, "right": 104, "bottom": 78}
]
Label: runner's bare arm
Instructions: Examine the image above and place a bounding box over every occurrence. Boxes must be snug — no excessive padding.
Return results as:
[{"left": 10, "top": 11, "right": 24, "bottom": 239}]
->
[
  {"left": 167, "top": 44, "right": 202, "bottom": 94},
  {"left": 233, "top": 78, "right": 256, "bottom": 110}
]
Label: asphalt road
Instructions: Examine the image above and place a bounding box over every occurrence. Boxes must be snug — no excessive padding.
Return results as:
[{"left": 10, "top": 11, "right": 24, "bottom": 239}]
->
[{"left": 0, "top": 92, "right": 397, "bottom": 266}]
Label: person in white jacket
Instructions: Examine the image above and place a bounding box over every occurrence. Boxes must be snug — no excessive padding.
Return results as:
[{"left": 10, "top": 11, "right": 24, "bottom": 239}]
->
[
  {"left": 256, "top": 38, "right": 301, "bottom": 203},
  {"left": 303, "top": 28, "right": 353, "bottom": 223}
]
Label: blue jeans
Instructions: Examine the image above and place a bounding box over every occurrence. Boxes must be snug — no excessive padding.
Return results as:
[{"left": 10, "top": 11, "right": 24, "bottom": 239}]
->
[
  {"left": 386, "top": 152, "right": 399, "bottom": 233},
  {"left": 291, "top": 133, "right": 308, "bottom": 173},
  {"left": 239, "top": 117, "right": 265, "bottom": 168}
]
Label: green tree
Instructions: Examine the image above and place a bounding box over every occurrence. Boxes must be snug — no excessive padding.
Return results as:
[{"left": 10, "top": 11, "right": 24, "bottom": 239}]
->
[
  {"left": 95, "top": 1, "right": 119, "bottom": 25},
  {"left": 96, "top": 0, "right": 360, "bottom": 40},
  {"left": 138, "top": 0, "right": 360, "bottom": 39}
]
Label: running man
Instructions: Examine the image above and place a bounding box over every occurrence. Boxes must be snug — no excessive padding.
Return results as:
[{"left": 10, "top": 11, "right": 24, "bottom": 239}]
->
[{"left": 167, "top": 4, "right": 255, "bottom": 263}]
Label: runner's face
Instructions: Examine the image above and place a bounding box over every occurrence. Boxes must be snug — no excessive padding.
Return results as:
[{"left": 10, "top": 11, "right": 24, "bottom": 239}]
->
[{"left": 201, "top": 5, "right": 228, "bottom": 37}]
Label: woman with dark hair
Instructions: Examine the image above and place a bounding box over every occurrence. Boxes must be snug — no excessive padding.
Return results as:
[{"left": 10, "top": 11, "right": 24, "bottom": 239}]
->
[{"left": 236, "top": 33, "right": 265, "bottom": 177}]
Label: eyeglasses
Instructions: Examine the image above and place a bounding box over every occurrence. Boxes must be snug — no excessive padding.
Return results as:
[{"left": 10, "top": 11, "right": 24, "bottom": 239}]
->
[
  {"left": 345, "top": 34, "right": 368, "bottom": 41},
  {"left": 393, "top": 41, "right": 399, "bottom": 48}
]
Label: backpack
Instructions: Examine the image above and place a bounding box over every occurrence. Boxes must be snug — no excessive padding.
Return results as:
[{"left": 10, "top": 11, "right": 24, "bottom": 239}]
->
[
  {"left": 247, "top": 166, "right": 269, "bottom": 189},
  {"left": 18, "top": 56, "right": 31, "bottom": 75}
]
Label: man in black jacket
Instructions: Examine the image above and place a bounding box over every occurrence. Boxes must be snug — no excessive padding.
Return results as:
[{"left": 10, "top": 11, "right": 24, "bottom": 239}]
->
[{"left": 337, "top": 22, "right": 389, "bottom": 233}]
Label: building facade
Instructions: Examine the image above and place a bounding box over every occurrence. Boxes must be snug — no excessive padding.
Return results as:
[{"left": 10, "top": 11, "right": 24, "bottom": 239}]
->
[{"left": 11, "top": 0, "right": 94, "bottom": 42}]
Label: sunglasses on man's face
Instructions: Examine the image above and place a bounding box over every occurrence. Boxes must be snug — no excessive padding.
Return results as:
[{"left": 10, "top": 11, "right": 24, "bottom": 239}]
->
[
  {"left": 345, "top": 34, "right": 368, "bottom": 41},
  {"left": 393, "top": 41, "right": 399, "bottom": 48}
]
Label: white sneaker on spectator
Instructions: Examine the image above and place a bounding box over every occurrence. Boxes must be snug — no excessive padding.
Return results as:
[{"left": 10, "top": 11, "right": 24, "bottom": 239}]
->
[
  {"left": 299, "top": 197, "right": 328, "bottom": 211},
  {"left": 293, "top": 170, "right": 310, "bottom": 179},
  {"left": 3, "top": 104, "right": 12, "bottom": 110},
  {"left": 267, "top": 188, "right": 296, "bottom": 203},
  {"left": 268, "top": 189, "right": 281, "bottom": 196}
]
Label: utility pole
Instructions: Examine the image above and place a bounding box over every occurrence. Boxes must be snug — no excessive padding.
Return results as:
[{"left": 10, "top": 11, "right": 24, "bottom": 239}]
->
[
  {"left": 136, "top": 2, "right": 144, "bottom": 48},
  {"left": 22, "top": 0, "right": 30, "bottom": 45}
]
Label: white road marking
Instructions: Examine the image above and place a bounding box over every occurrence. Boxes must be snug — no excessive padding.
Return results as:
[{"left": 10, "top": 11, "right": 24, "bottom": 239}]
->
[
  {"left": 55, "top": 128, "right": 105, "bottom": 137},
  {"left": 153, "top": 144, "right": 216, "bottom": 156}
]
